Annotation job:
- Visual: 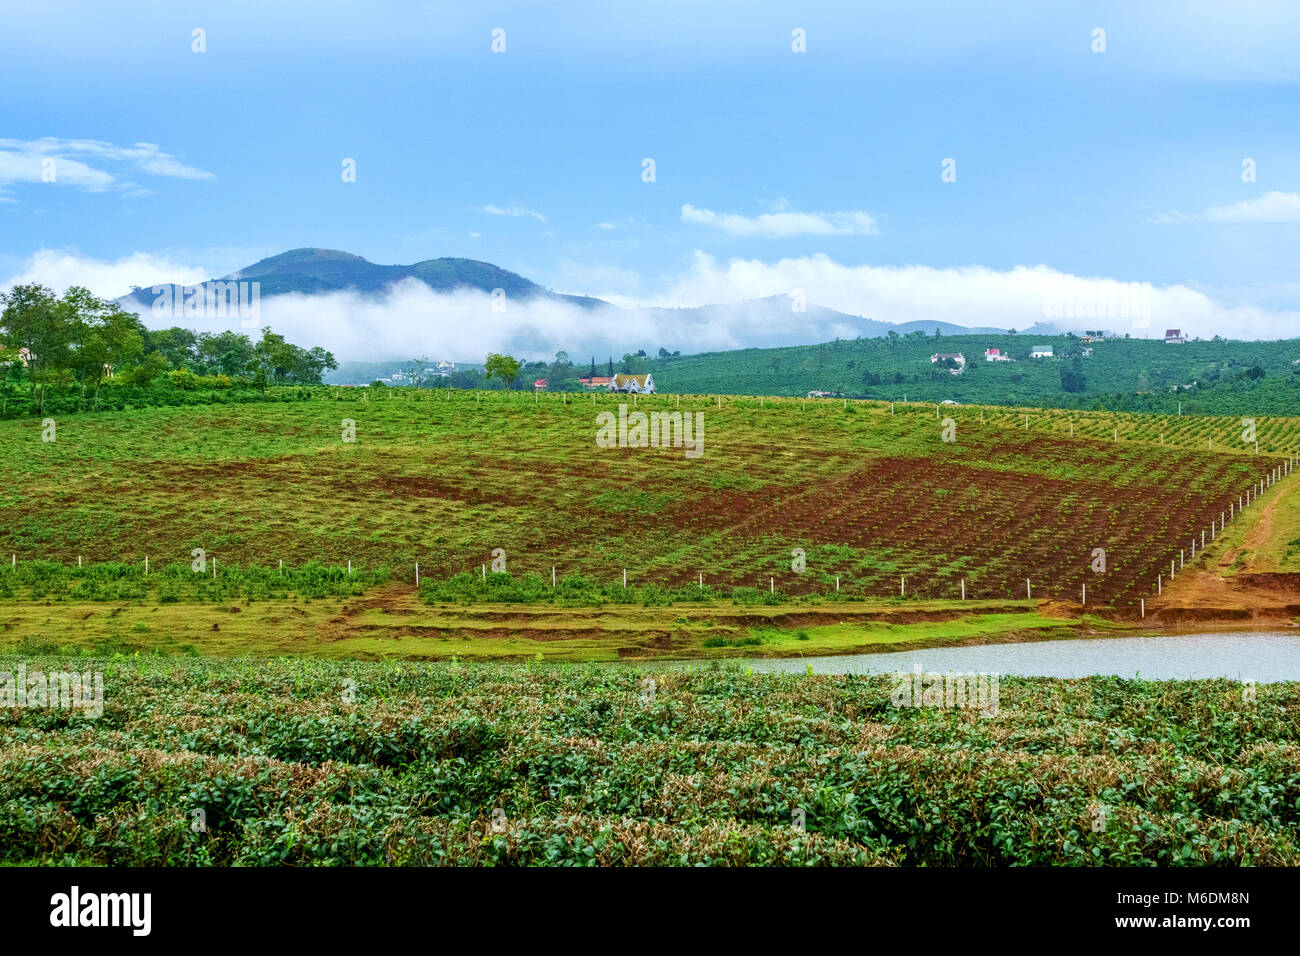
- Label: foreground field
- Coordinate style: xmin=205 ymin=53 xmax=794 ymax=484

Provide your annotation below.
xmin=1 ymin=656 xmax=1295 ymax=866
xmin=1 ymin=390 xmax=1295 ymax=615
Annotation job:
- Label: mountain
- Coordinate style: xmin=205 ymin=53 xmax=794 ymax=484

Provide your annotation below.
xmin=631 ymin=295 xmax=1009 ymax=338
xmin=117 ymin=247 xmax=610 ymax=311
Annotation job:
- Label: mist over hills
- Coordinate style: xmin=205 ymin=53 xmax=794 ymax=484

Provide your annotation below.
xmin=114 ymin=247 xmax=1060 ymax=364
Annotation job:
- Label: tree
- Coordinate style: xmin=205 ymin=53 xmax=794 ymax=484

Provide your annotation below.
xmin=62 ymin=288 xmax=143 ymax=409
xmin=1060 ymin=357 xmax=1087 ymax=393
xmin=147 ymin=326 xmax=200 ymax=369
xmin=0 ymin=283 xmax=73 ymax=414
xmin=296 ymin=346 xmax=338 ymax=384
xmin=546 ymin=350 xmax=574 ymax=388
xmin=196 ymin=330 xmax=255 ymax=378
xmin=484 ymin=352 xmax=522 ymax=390
xmin=404 ymin=356 xmax=429 ymax=388
xmin=658 ymin=347 xmax=670 ymax=359
xmin=0 ymin=337 xmax=18 ymax=416
xmin=589 ymin=356 xmax=597 ymax=377
xmin=247 ymin=327 xmax=291 ymax=396
xmin=607 ymin=357 xmax=614 ymax=377
xmin=117 ymin=351 xmax=167 ymax=386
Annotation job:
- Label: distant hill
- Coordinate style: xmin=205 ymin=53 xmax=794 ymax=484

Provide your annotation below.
xmin=632 ymin=295 xmax=1012 ymax=338
xmin=117 ymin=247 xmax=610 ymax=312
xmin=631 ymin=331 xmax=1300 ymax=415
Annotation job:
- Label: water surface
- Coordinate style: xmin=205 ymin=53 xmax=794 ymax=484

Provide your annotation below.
xmin=728 ymin=631 xmax=1300 ymax=682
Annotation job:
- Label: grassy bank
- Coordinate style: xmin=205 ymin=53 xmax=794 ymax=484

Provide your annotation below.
xmin=0 ymin=592 xmax=1077 ymax=661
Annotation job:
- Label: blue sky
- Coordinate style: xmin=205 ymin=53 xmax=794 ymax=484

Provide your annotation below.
xmin=2 ymin=0 xmax=1298 ymax=355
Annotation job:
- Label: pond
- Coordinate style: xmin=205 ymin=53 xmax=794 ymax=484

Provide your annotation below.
xmin=729 ymin=631 xmax=1300 ymax=682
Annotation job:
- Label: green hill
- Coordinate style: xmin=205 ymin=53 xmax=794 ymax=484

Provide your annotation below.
xmin=640 ymin=332 xmax=1300 ymax=415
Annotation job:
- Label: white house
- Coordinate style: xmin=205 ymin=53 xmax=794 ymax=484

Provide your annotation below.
xmin=930 ymin=352 xmax=966 ymax=375
xmin=608 ymin=372 xmax=656 ymax=394
xmin=1165 ymin=329 xmax=1187 ymax=344
xmin=984 ymin=347 xmax=1012 ymax=362
xmin=1030 ymin=345 xmax=1054 ymax=358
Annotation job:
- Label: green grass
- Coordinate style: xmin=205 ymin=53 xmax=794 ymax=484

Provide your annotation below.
xmin=0 ymin=594 xmax=1066 ymax=662
xmin=745 ymin=612 xmax=1078 ymax=654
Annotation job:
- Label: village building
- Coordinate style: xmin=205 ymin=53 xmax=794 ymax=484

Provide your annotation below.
xmin=1030 ymin=345 xmax=1054 ymax=358
xmin=930 ymin=352 xmax=966 ymax=375
xmin=1165 ymin=329 xmax=1187 ymax=344
xmin=984 ymin=347 xmax=1012 ymax=362
xmin=579 ymin=376 xmax=613 ymax=390
xmin=608 ymin=372 xmax=656 ymax=394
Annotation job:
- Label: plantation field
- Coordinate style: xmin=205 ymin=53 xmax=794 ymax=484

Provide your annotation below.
xmin=2 ymin=655 xmax=1295 ymax=866
xmin=0 ymin=390 xmax=1295 ymax=620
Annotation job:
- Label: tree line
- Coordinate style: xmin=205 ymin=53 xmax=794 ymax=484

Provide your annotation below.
xmin=0 ymin=284 xmax=337 ymax=415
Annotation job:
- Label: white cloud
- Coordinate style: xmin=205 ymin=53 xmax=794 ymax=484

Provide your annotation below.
xmin=681 ymin=203 xmax=878 ymax=238
xmin=1153 ymin=191 xmax=1300 ymax=225
xmin=1203 ymin=191 xmax=1300 ymax=223
xmin=0 ymin=138 xmax=213 ymax=200
xmin=13 ymin=249 xmax=1300 ymax=357
xmin=596 ymin=251 xmax=1300 ymax=343
xmin=1 ymin=250 xmax=211 ymax=299
xmin=484 ymin=204 xmax=546 ymax=222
